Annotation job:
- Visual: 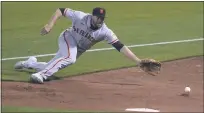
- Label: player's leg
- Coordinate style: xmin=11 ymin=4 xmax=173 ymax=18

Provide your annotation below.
xmin=14 ymin=56 xmax=38 ymax=70
xmin=30 ymin=50 xmax=63 ymax=72
xmin=14 ymin=50 xmax=61 ymax=72
xmin=31 ymin=30 xmax=77 ymax=83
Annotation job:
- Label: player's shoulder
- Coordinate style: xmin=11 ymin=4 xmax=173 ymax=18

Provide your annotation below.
xmin=101 ymin=24 xmax=115 ymax=35
xmin=96 ymin=24 xmax=116 ymax=40
xmin=77 ymin=12 xmax=89 ymax=19
xmin=100 ymin=24 xmax=112 ymax=32
xmin=69 ymin=8 xmax=89 ymax=19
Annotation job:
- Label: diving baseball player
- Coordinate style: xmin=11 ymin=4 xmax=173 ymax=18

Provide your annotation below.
xmin=14 ymin=7 xmax=161 ymax=84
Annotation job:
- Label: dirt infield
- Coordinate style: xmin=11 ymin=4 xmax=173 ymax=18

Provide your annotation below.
xmin=2 ymin=56 xmax=203 ymax=112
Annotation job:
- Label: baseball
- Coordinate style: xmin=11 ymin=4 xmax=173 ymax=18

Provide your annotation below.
xmin=184 ymin=87 xmax=191 ymax=93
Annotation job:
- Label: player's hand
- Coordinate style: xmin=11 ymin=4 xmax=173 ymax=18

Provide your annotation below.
xmin=41 ymin=24 xmax=52 ymax=36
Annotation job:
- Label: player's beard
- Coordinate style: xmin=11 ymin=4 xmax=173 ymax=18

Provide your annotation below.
xmin=91 ymin=16 xmax=104 ymax=29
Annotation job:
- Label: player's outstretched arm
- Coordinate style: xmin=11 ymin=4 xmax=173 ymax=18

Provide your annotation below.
xmin=105 ymin=30 xmax=141 ymax=66
xmin=41 ymin=8 xmax=63 ymax=36
xmin=120 ymin=46 xmax=141 ymax=65
xmin=112 ymin=42 xmax=162 ymax=75
xmin=111 ymin=41 xmax=141 ymax=65
xmin=107 ymin=33 xmax=161 ymax=73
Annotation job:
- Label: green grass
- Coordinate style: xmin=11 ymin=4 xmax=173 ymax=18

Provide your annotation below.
xmin=1 ymin=106 xmax=93 ymax=112
xmin=2 ymin=106 xmax=69 ymax=112
xmin=1 ymin=1 xmax=203 ymax=111
xmin=2 ymin=2 xmax=203 ymax=58
xmin=2 ymin=1 xmax=203 ymax=81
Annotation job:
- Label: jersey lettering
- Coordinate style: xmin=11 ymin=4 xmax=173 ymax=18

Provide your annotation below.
xmin=73 ymin=25 xmax=95 ymax=42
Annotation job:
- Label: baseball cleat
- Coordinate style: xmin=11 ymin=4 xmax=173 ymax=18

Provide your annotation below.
xmin=14 ymin=61 xmax=26 ymax=69
xmin=31 ymin=73 xmax=46 ymax=84
xmin=14 ymin=56 xmax=37 ymax=69
xmin=27 ymin=56 xmax=37 ymax=63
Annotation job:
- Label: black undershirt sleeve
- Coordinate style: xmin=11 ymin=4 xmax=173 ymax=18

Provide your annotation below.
xmin=112 ymin=41 xmax=124 ymax=52
xmin=59 ymin=8 xmax=65 ymax=15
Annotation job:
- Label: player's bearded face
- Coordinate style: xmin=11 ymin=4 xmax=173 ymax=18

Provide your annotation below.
xmin=91 ymin=16 xmax=104 ymax=28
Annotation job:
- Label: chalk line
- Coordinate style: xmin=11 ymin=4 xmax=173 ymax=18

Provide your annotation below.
xmin=2 ymin=38 xmax=203 ymax=61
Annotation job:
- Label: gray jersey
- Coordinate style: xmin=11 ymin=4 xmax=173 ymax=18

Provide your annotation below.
xmin=64 ymin=8 xmax=119 ymax=54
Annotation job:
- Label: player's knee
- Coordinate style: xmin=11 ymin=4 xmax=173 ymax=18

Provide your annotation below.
xmin=64 ymin=58 xmax=76 ymax=64
xmin=70 ymin=58 xmax=76 ymax=64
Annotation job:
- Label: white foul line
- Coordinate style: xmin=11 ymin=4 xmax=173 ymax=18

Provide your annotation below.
xmin=1 ymin=38 xmax=203 ymax=61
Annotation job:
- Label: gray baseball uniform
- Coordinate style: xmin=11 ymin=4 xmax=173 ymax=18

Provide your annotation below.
xmin=29 ymin=8 xmax=119 ymax=77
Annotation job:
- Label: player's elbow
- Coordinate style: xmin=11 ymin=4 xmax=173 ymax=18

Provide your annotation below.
xmin=52 ymin=8 xmax=62 ymax=17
